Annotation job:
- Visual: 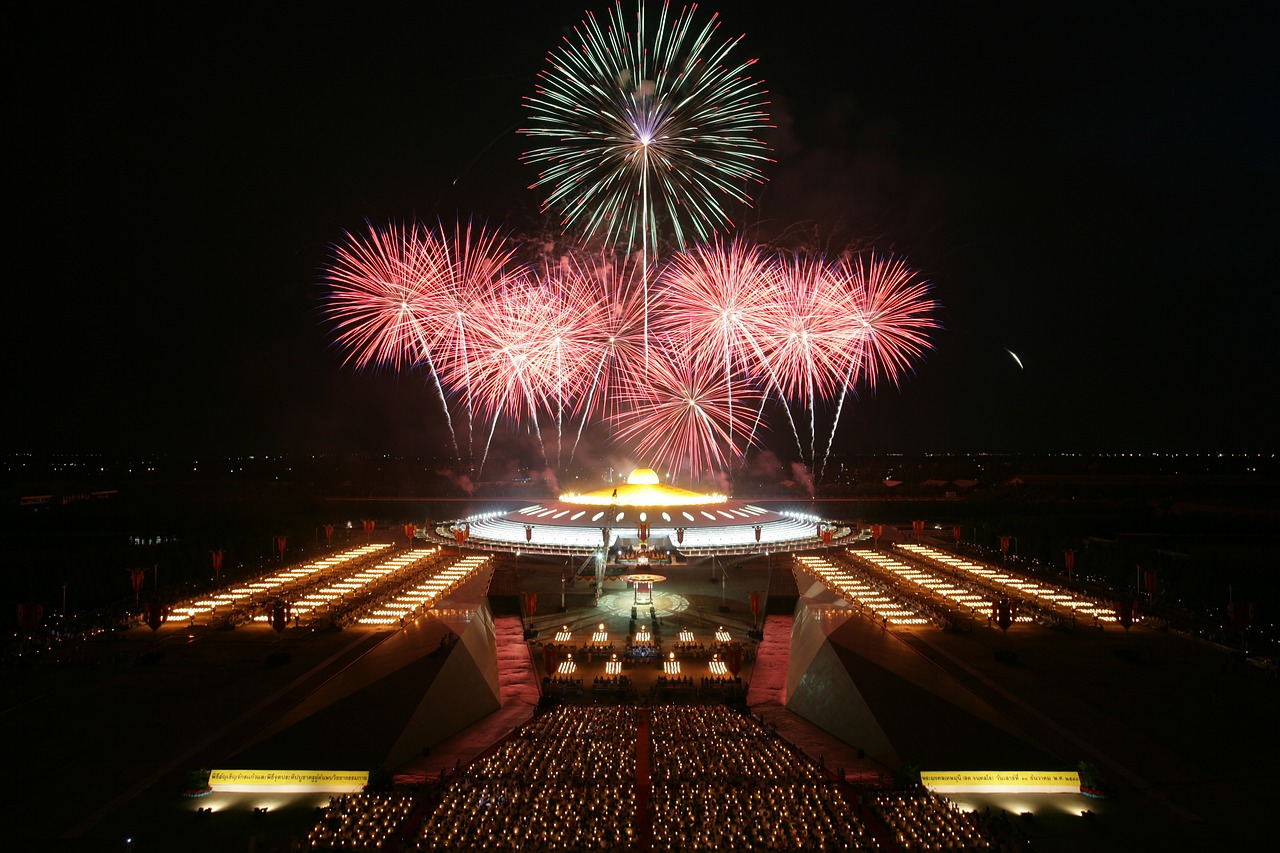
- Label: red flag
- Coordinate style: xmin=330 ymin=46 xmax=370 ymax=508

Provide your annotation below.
xmin=147 ymin=600 xmax=166 ymax=632
xmin=525 ymin=525 xmax=533 ymax=543
xmin=404 ymin=523 xmax=417 ymax=542
xmin=211 ymin=550 xmax=223 ymax=576
xmin=749 ymin=591 xmax=760 ymax=617
xmin=271 ymin=601 xmax=289 ymax=633
xmin=1143 ymin=569 xmax=1157 ymax=594
xmin=727 ymin=646 xmax=742 ymax=676
xmin=454 ymin=528 xmax=465 ymax=545
xmin=912 ymin=519 xmax=924 ymax=533
xmin=821 ymin=528 xmax=833 ymax=545
xmin=871 ymin=524 xmax=884 ymax=542
xmin=1000 ymin=535 xmax=1011 ymax=554
xmin=130 ymin=568 xmax=146 ymax=595
xmin=275 ymin=535 xmax=287 ymax=556
xmin=994 ymin=599 xmax=1013 ymax=631
xmin=1229 ymin=602 xmax=1255 ymax=629
xmin=1117 ymin=599 xmax=1134 ymax=630
xmin=952 ymin=524 xmax=962 ymax=543
xmin=675 ymin=527 xmax=685 ymax=545
xmin=754 ymin=525 xmax=762 ymax=543
xmin=324 ymin=524 xmax=334 ymax=544
xmin=602 ymin=527 xmax=611 ymax=544
xmin=1064 ymin=550 xmax=1076 ymax=573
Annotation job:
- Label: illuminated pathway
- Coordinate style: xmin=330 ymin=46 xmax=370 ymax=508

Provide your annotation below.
xmin=168 ymin=544 xmax=392 ymax=623
xmin=898 ymin=544 xmax=1118 ymax=623
xmin=836 ymin=549 xmax=996 ymax=622
xmin=793 ymin=555 xmax=930 ymax=626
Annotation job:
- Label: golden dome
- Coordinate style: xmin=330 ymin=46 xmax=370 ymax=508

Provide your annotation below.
xmin=559 ymin=468 xmax=726 ymax=507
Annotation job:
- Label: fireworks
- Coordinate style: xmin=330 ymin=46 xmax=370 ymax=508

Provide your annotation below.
xmin=322 ymin=3 xmax=939 ymax=484
xmin=324 ymin=223 xmax=936 ymax=482
xmin=521 ymin=1 xmax=772 ymax=254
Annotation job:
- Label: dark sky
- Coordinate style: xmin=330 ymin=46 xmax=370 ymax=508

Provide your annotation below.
xmin=8 ymin=2 xmax=1276 ymax=460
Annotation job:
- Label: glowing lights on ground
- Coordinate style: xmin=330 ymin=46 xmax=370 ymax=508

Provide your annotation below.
xmin=356 ymin=555 xmax=490 ymax=626
xmin=842 ymin=550 xmax=994 ymax=616
xmin=795 ymin=555 xmax=931 ymax=626
xmin=899 ymin=544 xmax=1118 ymax=623
xmin=169 ymin=545 xmax=391 ymax=623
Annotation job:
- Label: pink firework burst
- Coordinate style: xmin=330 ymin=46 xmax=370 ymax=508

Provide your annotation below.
xmin=610 ymin=333 xmax=764 ymax=483
xmin=756 ymin=251 xmax=851 ymax=403
xmin=835 ymin=253 xmax=939 ymax=391
xmin=323 ymin=220 xmax=447 ymax=370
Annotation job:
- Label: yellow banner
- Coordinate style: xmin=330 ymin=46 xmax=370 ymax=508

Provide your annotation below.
xmin=210 ymin=769 xmax=369 ymax=791
xmin=921 ymin=770 xmax=1080 ymax=793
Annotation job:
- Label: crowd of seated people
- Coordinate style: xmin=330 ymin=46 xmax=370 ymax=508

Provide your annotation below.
xmin=591 ymin=674 xmax=634 ymax=695
xmin=305 ymin=703 xmax=1000 ymax=852
xmin=647 ymin=705 xmax=878 ymax=851
xmin=303 ymin=791 xmax=417 ymax=850
xmin=415 ymin=706 xmax=636 ymax=850
xmin=868 ymin=790 xmax=997 ymax=851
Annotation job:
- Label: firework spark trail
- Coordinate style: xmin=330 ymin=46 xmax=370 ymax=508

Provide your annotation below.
xmin=323 ymin=221 xmax=462 ymax=462
xmin=421 ymin=221 xmax=520 ymax=456
xmin=521 ymin=1 xmax=772 ymax=362
xmin=654 ymin=238 xmax=804 ymax=465
xmin=818 ymin=253 xmax=940 ymax=476
xmin=610 ymin=333 xmax=764 ymax=483
xmin=757 ymin=252 xmax=852 ymax=463
xmin=323 ymin=223 xmax=938 ymax=483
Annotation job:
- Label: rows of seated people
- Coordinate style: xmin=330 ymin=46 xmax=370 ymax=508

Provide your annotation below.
xmin=648 ymin=705 xmax=879 ymax=850
xmin=415 ymin=706 xmax=636 ymax=850
xmin=304 ymin=791 xmax=417 ymax=850
xmin=868 ymin=790 xmax=994 ymax=851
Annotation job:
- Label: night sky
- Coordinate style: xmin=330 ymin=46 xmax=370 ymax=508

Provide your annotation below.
xmin=9 ymin=2 xmax=1276 ymax=460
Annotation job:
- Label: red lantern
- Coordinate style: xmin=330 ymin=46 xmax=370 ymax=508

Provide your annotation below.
xmin=952 ymin=524 xmax=962 ymax=543
xmin=525 ymin=525 xmax=533 ymax=543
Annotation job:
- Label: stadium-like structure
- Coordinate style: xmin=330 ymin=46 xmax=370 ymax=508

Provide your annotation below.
xmin=427 ymin=467 xmax=856 ymax=559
